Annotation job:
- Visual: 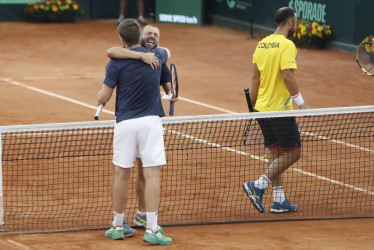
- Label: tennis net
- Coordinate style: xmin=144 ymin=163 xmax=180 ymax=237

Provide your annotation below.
xmin=0 ymin=106 xmax=373 ymax=234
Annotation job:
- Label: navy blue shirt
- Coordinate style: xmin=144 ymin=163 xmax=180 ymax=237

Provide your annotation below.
xmin=103 ymin=47 xmax=168 ymax=123
xmin=160 ymin=63 xmax=170 ymax=85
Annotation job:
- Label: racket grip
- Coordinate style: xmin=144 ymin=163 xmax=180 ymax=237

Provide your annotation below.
xmin=94 ymin=104 xmax=104 ymax=120
xmin=244 ymin=88 xmax=254 ymax=112
xmin=169 ymin=102 xmax=175 ymax=116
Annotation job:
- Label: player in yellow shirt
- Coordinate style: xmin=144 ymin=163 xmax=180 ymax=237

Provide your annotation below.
xmin=243 ymin=7 xmax=309 ymax=214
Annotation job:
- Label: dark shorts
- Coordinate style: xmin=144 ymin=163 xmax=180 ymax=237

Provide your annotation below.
xmin=257 ymin=116 xmax=301 ymax=150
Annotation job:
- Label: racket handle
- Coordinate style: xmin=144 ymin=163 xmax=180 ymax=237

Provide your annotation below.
xmin=169 ymin=102 xmax=175 ymax=116
xmin=94 ymin=104 xmax=104 ymax=120
xmin=244 ymin=88 xmax=254 ymax=112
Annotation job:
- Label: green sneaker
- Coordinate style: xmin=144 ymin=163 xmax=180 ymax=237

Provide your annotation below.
xmin=110 ymin=219 xmax=136 ymax=237
xmin=143 ymin=230 xmax=172 ymax=245
xmin=105 ymin=226 xmax=124 ymax=240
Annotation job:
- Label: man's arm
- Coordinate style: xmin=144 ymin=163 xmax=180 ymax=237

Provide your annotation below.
xmin=161 ymin=82 xmax=171 ymax=95
xmin=282 ymin=69 xmax=309 ymax=109
xmin=250 ymin=63 xmax=261 ymax=109
xmin=160 ymin=64 xmax=178 ymax=103
xmin=97 ymin=84 xmax=114 ymax=106
xmin=107 ymin=47 xmax=159 ymax=69
xmin=159 ymin=47 xmax=171 ymax=59
xmin=161 ymin=82 xmax=178 ymax=103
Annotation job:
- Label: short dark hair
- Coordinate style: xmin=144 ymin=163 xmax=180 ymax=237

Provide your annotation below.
xmin=274 ymin=7 xmax=296 ymax=26
xmin=117 ymin=19 xmax=141 ymax=47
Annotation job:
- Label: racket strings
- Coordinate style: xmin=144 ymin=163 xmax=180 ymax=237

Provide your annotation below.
xmin=357 ymin=42 xmax=374 ymax=75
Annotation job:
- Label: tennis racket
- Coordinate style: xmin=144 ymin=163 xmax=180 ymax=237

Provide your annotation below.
xmin=94 ymin=104 xmax=104 ymax=120
xmin=169 ymin=62 xmax=179 ymax=116
xmin=243 ymin=88 xmax=270 ymax=159
xmin=355 ymin=41 xmax=374 ymax=77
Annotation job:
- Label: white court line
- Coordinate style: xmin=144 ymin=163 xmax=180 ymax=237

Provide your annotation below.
xmin=8 ymin=240 xmax=31 ymax=250
xmin=178 ymin=96 xmax=236 ymax=114
xmin=2 ymin=79 xmax=114 ymax=116
xmin=302 ymin=131 xmax=374 ymax=153
xmin=17 ymin=75 xmax=101 ymax=81
xmin=2 ymin=77 xmax=373 ymax=196
xmin=2 ymin=78 xmax=231 ymax=115
xmin=167 ymin=129 xmax=248 ymax=156
xmin=293 ymin=168 xmax=374 ymax=196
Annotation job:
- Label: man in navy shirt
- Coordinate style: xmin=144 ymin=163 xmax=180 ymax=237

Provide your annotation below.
xmin=97 ymin=19 xmax=172 ymax=245
xmin=106 ymin=24 xmax=176 ymax=230
xmin=106 ymin=24 xmax=174 ymax=102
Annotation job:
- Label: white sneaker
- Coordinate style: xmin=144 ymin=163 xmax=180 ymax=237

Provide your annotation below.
xmin=138 ymin=16 xmax=147 ymax=25
xmin=117 ymin=16 xmax=125 ymax=25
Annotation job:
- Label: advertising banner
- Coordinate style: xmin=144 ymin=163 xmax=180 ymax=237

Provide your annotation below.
xmin=156 ymin=0 xmax=203 ymax=25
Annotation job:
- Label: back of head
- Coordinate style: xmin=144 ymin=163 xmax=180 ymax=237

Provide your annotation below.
xmin=118 ymin=19 xmax=141 ymax=47
xmin=274 ymin=7 xmax=296 ymax=26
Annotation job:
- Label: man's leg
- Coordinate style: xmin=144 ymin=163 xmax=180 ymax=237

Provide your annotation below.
xmin=136 ymin=158 xmax=146 ymax=211
xmin=137 ymin=0 xmax=144 ymax=17
xmin=242 ymin=148 xmax=277 ymax=213
xmin=265 ymin=148 xmax=301 ymax=181
xmin=137 ymin=0 xmax=146 ymax=24
xmin=134 ymin=158 xmax=147 ymax=227
xmin=143 ymin=166 xmax=160 ymax=229
xmin=112 ymin=166 xmax=130 ymax=214
xmin=105 ymin=165 xmax=131 ymax=240
xmin=142 ymin=166 xmax=171 ymax=245
xmin=243 ymin=147 xmax=300 ymax=213
xmin=117 ymin=0 xmax=127 ymax=24
xmin=266 ymin=148 xmax=300 ymax=213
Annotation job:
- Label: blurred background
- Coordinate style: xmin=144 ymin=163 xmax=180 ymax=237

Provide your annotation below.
xmin=1 ymin=0 xmax=373 ymax=52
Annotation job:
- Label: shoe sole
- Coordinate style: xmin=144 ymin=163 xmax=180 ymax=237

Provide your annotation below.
xmin=143 ymin=239 xmax=171 ymax=245
xmin=105 ymin=235 xmax=124 ymax=240
xmin=242 ymin=183 xmax=264 ymax=213
xmin=124 ymin=231 xmax=136 ymax=238
xmin=270 ymin=208 xmax=298 ymax=214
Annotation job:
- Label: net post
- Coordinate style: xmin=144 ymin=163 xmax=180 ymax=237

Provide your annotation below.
xmin=247 ymin=19 xmax=255 ymax=39
xmin=0 ymin=129 xmax=4 ymax=231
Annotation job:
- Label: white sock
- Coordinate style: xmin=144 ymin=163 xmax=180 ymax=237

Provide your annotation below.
xmin=146 ymin=211 xmax=158 ymax=233
xmin=273 ymin=186 xmax=286 ymax=203
xmin=145 ymin=226 xmax=161 ymax=234
xmin=254 ymin=175 xmax=270 ymax=189
xmin=139 ymin=15 xmax=144 ymax=19
xmin=137 ymin=210 xmax=146 ymax=216
xmin=119 ymin=15 xmax=124 ymax=18
xmin=113 ymin=211 xmax=124 ymax=228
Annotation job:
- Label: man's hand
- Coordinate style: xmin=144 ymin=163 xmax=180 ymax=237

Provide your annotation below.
xmin=141 ymin=53 xmax=159 ymax=69
xmin=162 ymin=91 xmax=178 ymax=103
xmin=170 ymin=94 xmax=178 ymax=103
xmin=299 ymin=104 xmax=310 ymax=109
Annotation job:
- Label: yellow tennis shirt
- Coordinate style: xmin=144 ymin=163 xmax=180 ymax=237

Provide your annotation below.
xmin=253 ymin=34 xmax=297 ymax=111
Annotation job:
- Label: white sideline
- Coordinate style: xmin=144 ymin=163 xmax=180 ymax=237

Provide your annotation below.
xmin=8 ymin=240 xmax=31 ymax=250
xmin=1 ymin=78 xmax=114 ymax=116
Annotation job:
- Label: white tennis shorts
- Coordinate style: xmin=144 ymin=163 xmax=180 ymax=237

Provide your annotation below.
xmin=113 ymin=115 xmax=166 ymax=168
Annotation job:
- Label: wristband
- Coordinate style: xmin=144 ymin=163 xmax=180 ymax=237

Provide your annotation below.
xmin=292 ymin=92 xmax=305 ymax=106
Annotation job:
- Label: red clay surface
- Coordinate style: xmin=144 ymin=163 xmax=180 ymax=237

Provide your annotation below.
xmin=0 ymin=20 xmax=373 ymax=249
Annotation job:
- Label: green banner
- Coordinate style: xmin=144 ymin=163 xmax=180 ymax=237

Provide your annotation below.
xmin=0 ymin=0 xmax=34 ymax=3
xmin=156 ymin=0 xmax=203 ymax=25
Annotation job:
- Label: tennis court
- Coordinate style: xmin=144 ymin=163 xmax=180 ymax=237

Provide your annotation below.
xmin=0 ymin=20 xmax=374 ymax=249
